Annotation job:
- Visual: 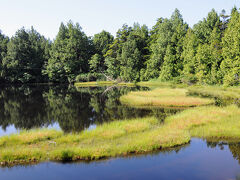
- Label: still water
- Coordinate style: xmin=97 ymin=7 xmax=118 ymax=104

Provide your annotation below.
xmin=0 ymin=85 xmax=178 ymax=135
xmin=0 ymin=139 xmax=240 ymax=180
xmin=0 ymin=85 xmax=240 ymax=180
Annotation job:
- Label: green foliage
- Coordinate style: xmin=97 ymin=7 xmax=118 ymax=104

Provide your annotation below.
xmin=144 ymin=18 xmax=172 ymax=80
xmin=193 ymin=9 xmax=220 ymax=44
xmin=221 ymin=10 xmax=240 ymax=86
xmin=119 ymin=39 xmax=141 ymax=81
xmin=2 ymin=27 xmax=49 ymax=83
xmin=93 ymin=30 xmax=114 ymax=56
xmin=145 ymin=9 xmax=188 ymax=81
xmin=105 ymin=23 xmax=149 ymax=81
xmin=45 ymin=21 xmax=93 ymax=83
xmin=180 ymin=29 xmax=198 ymax=84
xmin=195 ymin=28 xmax=222 ymax=84
xmin=0 ymin=8 xmax=239 ymax=86
xmin=88 ymin=31 xmax=114 ymax=76
xmin=89 ymin=54 xmax=105 ymax=73
xmin=119 ymin=24 xmax=149 ymax=81
xmin=0 ymin=31 xmax=9 ymax=82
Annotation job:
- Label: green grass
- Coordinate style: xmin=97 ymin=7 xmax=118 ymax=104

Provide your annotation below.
xmin=120 ymin=88 xmax=214 ymax=107
xmin=136 ymin=80 xmax=187 ymax=88
xmin=1 ymin=105 xmax=239 ymax=166
xmin=74 ymin=81 xmax=135 ymax=87
xmin=187 ymin=85 xmax=240 ymax=100
xmin=0 ymin=116 xmax=189 ymax=166
xmin=74 ymin=81 xmax=116 ymax=87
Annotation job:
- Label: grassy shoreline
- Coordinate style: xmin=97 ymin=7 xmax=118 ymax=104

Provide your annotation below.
xmin=74 ymin=81 xmax=135 ymax=87
xmin=0 ymin=105 xmax=240 ymax=166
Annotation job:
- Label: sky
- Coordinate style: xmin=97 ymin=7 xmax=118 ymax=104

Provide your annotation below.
xmin=0 ymin=0 xmax=239 ymax=40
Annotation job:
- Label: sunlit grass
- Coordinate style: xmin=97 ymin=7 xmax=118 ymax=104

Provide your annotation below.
xmin=1 ymin=105 xmax=239 ymax=166
xmin=136 ymin=80 xmax=187 ymax=88
xmin=120 ymin=88 xmax=214 ymax=107
xmin=74 ymin=81 xmax=115 ymax=87
xmin=74 ymin=81 xmax=135 ymax=87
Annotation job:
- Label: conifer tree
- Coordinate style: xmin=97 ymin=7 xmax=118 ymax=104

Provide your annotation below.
xmin=221 ymin=10 xmax=240 ymax=85
xmin=45 ymin=21 xmax=93 ymax=83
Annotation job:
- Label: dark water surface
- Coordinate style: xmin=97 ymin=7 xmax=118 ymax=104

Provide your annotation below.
xmin=1 ymin=139 xmax=240 ymax=180
xmin=1 ymin=85 xmax=176 ymax=135
xmin=1 ymin=85 xmax=240 ymax=179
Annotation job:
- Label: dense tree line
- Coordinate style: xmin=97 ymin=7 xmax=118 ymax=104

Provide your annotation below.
xmin=0 ymin=7 xmax=239 ymax=85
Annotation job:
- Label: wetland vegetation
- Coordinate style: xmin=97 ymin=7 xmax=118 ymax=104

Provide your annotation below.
xmin=0 ymin=84 xmax=239 ymax=166
xmin=0 ymin=5 xmax=240 ymax=171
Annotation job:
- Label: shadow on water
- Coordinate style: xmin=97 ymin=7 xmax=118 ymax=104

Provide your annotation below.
xmin=0 ymin=85 xmax=180 ymax=135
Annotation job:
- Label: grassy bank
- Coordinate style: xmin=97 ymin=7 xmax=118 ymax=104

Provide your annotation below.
xmin=0 ymin=117 xmax=189 ymax=166
xmin=1 ymin=105 xmax=239 ymax=166
xmin=135 ymin=79 xmax=185 ymax=88
xmin=120 ymin=88 xmax=214 ymax=108
xmin=187 ymin=85 xmax=240 ymax=105
xmin=74 ymin=81 xmax=135 ymax=87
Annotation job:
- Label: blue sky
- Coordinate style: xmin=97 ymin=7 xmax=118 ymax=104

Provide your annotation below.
xmin=0 ymin=0 xmax=238 ymax=39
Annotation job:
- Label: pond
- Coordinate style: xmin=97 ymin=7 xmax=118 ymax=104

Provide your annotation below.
xmin=0 ymin=85 xmax=240 ymax=179
xmin=0 ymin=85 xmax=178 ymax=136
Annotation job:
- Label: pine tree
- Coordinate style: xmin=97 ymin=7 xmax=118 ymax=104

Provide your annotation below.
xmin=158 ymin=9 xmax=188 ymax=81
xmin=221 ymin=10 xmax=240 ymax=85
xmin=45 ymin=21 xmax=93 ymax=83
xmin=181 ymin=29 xmax=198 ymax=83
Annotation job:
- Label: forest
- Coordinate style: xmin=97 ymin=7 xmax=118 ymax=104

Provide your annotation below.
xmin=0 ymin=7 xmax=239 ymax=86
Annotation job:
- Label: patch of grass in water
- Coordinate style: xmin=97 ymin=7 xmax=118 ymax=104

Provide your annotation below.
xmin=120 ymin=88 xmax=214 ymax=107
xmin=136 ymin=80 xmax=186 ymax=88
xmin=1 ymin=105 xmax=239 ymax=166
xmin=0 ymin=117 xmax=190 ymax=165
xmin=74 ymin=81 xmax=135 ymax=87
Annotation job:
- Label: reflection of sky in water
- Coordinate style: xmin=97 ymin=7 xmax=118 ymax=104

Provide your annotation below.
xmin=87 ymin=124 xmax=97 ymax=131
xmin=0 ymin=125 xmax=20 ymax=136
xmin=47 ymin=122 xmax=60 ymax=130
xmin=0 ymin=122 xmax=96 ymax=137
xmin=0 ymin=123 xmax=61 ymax=137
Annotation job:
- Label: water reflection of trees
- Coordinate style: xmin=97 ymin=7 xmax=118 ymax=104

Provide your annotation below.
xmin=0 ymin=85 xmax=179 ymax=133
xmin=207 ymin=141 xmax=240 ymax=166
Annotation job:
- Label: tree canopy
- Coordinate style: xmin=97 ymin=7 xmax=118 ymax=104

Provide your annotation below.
xmin=0 ymin=7 xmax=239 ymax=86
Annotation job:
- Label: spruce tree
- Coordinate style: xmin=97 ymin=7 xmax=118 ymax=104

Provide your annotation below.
xmin=221 ymin=10 xmax=240 ymax=85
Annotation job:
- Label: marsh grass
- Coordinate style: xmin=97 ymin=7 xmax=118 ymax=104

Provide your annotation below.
xmin=1 ymin=105 xmax=239 ymax=166
xmin=188 ymin=86 xmax=240 ymax=99
xmin=136 ymin=80 xmax=187 ymax=88
xmin=74 ymin=81 xmax=135 ymax=87
xmin=120 ymin=88 xmax=214 ymax=107
xmin=0 ymin=116 xmax=190 ymax=165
